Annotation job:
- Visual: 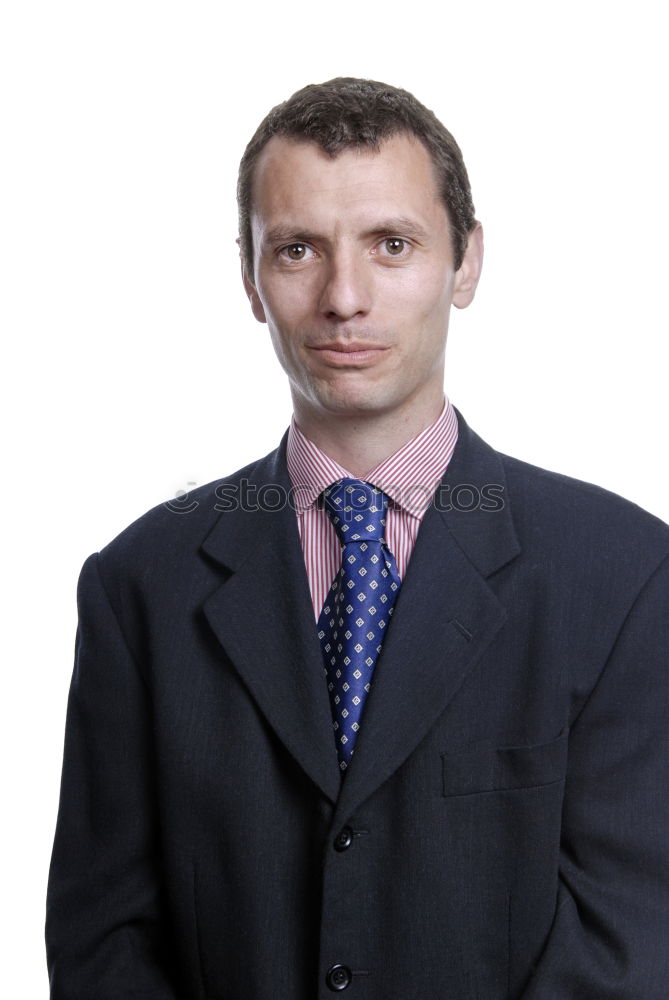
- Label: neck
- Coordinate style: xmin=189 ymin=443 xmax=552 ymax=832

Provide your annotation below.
xmin=292 ymin=390 xmax=446 ymax=478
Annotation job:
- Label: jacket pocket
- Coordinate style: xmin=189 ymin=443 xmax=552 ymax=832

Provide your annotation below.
xmin=441 ymin=729 xmax=568 ymax=797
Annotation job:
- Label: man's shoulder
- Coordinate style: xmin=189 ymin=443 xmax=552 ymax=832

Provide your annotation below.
xmin=499 ymin=446 xmax=668 ymax=530
xmin=497 ymin=447 xmax=669 ymax=575
xmin=95 ymin=445 xmax=283 ymax=581
xmin=455 ymin=412 xmax=669 ymax=559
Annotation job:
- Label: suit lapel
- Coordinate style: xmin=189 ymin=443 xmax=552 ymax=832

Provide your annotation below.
xmin=199 ymin=411 xmax=521 ymax=817
xmin=333 ymin=410 xmax=521 ymax=824
xmin=200 ymin=437 xmax=342 ymax=804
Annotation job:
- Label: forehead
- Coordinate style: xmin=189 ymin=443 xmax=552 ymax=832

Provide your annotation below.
xmin=250 ymin=133 xmax=446 ymax=234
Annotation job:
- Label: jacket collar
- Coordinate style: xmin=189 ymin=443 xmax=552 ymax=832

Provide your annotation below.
xmin=200 ymin=409 xmax=521 ymax=811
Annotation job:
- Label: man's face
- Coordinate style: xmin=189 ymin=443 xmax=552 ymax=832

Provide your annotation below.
xmin=243 ymin=132 xmax=482 ymax=424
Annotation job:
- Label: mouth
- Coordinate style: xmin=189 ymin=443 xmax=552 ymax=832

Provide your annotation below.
xmin=308 ymin=343 xmax=390 ymax=366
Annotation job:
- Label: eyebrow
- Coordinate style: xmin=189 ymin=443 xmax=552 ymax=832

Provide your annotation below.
xmin=262 ymin=227 xmax=321 ymax=248
xmin=261 ymin=217 xmax=430 ymax=249
xmin=365 ymin=217 xmax=430 ymax=242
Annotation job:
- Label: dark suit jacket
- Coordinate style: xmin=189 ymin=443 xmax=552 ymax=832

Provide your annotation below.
xmin=46 ymin=409 xmax=669 ymax=999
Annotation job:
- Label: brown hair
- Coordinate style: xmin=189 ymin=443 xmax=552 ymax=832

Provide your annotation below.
xmin=237 ymin=77 xmax=477 ymax=278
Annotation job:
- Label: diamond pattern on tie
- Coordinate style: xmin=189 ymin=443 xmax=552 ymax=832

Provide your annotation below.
xmin=317 ymin=479 xmax=402 ymax=772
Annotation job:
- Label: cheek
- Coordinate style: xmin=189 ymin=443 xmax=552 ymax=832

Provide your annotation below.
xmin=414 ymin=273 xmax=454 ymax=336
xmin=258 ymin=270 xmax=318 ymax=323
xmin=378 ymin=264 xmax=450 ymax=316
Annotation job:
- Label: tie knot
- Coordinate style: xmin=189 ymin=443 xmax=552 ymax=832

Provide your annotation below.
xmin=322 ymin=478 xmax=390 ymax=544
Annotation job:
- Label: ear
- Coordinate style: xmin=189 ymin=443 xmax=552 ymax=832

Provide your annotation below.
xmin=240 ymin=246 xmax=267 ymax=324
xmin=452 ymin=223 xmax=484 ymax=310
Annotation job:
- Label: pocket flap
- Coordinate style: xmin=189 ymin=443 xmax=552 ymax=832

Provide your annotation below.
xmin=442 ymin=730 xmax=568 ymax=797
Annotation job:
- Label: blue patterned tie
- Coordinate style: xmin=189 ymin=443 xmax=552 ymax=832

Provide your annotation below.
xmin=317 ymin=478 xmax=402 ymax=772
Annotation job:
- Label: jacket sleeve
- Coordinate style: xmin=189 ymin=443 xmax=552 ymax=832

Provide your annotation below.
xmin=46 ymin=552 xmax=181 ymax=999
xmin=520 ymin=552 xmax=669 ymax=998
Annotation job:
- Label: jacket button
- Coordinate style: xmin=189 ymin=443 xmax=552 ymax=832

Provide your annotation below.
xmin=326 ymin=964 xmax=352 ymax=991
xmin=333 ymin=826 xmax=354 ymax=852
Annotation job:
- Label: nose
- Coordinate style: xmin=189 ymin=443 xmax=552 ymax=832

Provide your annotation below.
xmin=318 ymin=249 xmax=372 ymax=321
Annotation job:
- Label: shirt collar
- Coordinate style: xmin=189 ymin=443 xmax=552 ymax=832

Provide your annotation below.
xmin=286 ymin=396 xmax=459 ymax=520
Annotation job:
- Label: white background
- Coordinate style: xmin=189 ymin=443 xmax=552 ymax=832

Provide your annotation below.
xmin=2 ymin=1 xmax=667 ymax=992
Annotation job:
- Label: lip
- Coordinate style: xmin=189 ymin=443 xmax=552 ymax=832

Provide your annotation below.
xmin=308 ymin=343 xmax=390 ymax=366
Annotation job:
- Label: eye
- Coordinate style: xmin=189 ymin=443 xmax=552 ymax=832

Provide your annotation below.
xmin=383 ymin=237 xmax=408 ymax=256
xmin=280 ymin=243 xmax=312 ymax=261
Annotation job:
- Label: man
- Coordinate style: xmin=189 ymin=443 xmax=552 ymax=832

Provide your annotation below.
xmin=46 ymin=78 xmax=669 ymax=999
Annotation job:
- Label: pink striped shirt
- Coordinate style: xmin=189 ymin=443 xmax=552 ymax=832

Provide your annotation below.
xmin=286 ymin=397 xmax=459 ymax=618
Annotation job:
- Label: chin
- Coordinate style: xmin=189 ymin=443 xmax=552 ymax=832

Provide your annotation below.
xmin=315 ymin=387 xmax=398 ymax=418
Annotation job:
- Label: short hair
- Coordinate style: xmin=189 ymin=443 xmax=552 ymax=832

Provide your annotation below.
xmin=237 ymin=77 xmax=477 ymax=279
